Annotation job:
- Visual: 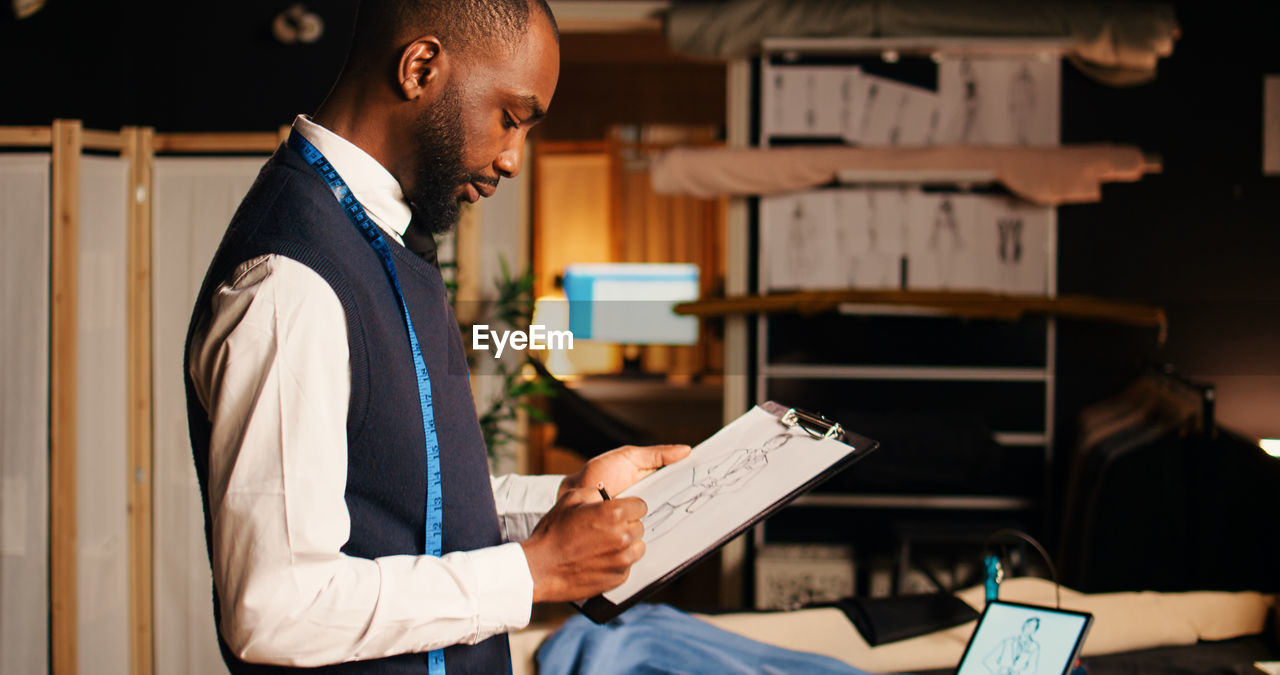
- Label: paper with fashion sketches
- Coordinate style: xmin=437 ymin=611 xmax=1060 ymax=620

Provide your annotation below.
xmin=849 ymin=72 xmax=940 ymax=147
xmin=600 ymin=405 xmax=867 ymax=605
xmin=937 ymin=57 xmax=1060 ymax=147
xmin=763 ymin=66 xmax=852 ymax=139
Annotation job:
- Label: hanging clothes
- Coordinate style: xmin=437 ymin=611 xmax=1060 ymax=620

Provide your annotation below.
xmin=1058 ymin=370 xmax=1280 ymax=593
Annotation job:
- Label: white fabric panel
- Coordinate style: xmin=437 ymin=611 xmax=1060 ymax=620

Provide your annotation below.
xmin=0 ymin=154 xmax=52 ymax=674
xmin=152 ymin=157 xmax=265 ymax=675
xmin=76 ymin=156 xmax=131 ymax=674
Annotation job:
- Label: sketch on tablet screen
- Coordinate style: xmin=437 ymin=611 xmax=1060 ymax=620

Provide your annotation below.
xmin=982 ymin=617 xmax=1041 ymax=674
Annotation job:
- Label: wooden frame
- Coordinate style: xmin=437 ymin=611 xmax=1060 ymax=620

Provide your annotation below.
xmin=0 ymin=125 xmax=54 ymax=147
xmin=2 ymin=122 xmax=296 ymax=675
xmin=151 ymin=128 xmax=287 ymax=154
xmin=45 ymin=120 xmax=150 ymax=675
xmin=144 ymin=129 xmax=282 ymax=675
xmin=153 ymin=132 xmax=275 ymax=153
xmin=125 ymin=126 xmax=156 ymax=675
xmin=49 ymin=118 xmax=82 ymax=675
xmin=3 ymin=120 xmax=180 ymax=675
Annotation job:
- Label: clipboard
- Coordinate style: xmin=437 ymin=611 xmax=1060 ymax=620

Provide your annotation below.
xmin=577 ymin=401 xmax=879 ymax=623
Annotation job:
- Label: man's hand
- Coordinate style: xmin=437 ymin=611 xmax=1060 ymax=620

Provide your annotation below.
xmin=520 ymin=488 xmax=647 ymax=603
xmin=559 ymin=444 xmax=691 ymax=500
xmin=521 ymin=445 xmax=690 ymax=603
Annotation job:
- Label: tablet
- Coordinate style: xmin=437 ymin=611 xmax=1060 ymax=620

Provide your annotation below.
xmin=956 ymin=600 xmax=1093 ymax=675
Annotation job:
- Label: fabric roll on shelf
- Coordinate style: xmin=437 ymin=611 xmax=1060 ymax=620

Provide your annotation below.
xmin=651 ymin=144 xmax=1160 ymax=206
xmin=664 ymin=0 xmax=1179 ymax=86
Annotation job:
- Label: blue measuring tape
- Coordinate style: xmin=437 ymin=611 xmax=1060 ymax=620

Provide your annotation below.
xmin=289 ymin=131 xmax=446 ymax=674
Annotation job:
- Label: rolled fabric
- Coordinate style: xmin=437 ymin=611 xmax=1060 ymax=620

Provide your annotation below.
xmin=651 ymin=144 xmax=1149 ymax=206
xmin=663 ymin=0 xmax=1178 ymax=87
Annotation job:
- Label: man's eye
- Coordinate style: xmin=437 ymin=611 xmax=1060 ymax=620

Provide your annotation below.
xmin=503 ymin=114 xmax=520 ymax=130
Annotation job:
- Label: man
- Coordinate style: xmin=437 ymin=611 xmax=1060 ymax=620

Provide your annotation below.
xmin=184 ymin=1 xmax=689 ymax=672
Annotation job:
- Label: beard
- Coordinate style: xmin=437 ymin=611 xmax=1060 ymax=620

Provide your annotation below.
xmin=407 ymin=83 xmax=493 ymax=236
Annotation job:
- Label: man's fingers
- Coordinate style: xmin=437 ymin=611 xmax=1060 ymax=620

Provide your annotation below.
xmin=609 ymin=496 xmax=648 ymax=522
xmin=525 ymin=489 xmax=653 ymax=603
xmin=626 ymin=520 xmax=644 ymax=546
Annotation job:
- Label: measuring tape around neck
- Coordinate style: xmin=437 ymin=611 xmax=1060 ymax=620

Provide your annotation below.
xmin=289 ymin=130 xmax=447 ymax=674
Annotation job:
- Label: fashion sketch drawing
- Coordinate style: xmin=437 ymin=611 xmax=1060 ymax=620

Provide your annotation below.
xmin=955 ymin=59 xmax=983 ymax=143
xmin=642 ymin=432 xmax=795 ymax=540
xmin=997 ymin=214 xmax=1024 ymax=289
xmin=1009 ymin=63 xmax=1037 ymax=145
xmin=928 ymin=196 xmax=964 ymax=285
xmin=982 ymin=617 xmax=1041 ymax=674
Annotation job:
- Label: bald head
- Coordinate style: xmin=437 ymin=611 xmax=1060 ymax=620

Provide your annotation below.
xmin=349 ymin=0 xmax=558 ymax=70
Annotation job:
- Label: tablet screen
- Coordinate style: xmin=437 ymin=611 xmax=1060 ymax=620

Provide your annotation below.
xmin=956 ymin=600 xmax=1091 ymax=675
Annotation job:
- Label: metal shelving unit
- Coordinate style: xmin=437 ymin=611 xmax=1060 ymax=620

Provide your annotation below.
xmin=748 ymin=38 xmax=1063 ymax=553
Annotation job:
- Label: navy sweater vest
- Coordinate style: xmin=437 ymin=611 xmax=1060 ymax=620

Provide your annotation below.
xmin=184 ymin=142 xmax=510 ymax=674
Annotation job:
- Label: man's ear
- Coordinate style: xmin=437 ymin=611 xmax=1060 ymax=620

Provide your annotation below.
xmin=398 ymin=36 xmax=449 ymax=102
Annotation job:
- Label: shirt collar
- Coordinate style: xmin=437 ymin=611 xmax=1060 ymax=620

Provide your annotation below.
xmin=292 ymin=115 xmax=412 ymax=245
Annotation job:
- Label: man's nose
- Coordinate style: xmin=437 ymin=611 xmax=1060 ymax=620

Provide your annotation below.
xmin=495 ymin=141 xmax=524 ymax=179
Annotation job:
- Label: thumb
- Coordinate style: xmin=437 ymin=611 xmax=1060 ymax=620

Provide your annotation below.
xmin=630 ymin=444 xmax=691 ymax=470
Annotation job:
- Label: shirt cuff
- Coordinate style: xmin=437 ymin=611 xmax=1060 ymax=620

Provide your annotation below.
xmin=470 ymin=542 xmax=535 ymax=635
xmin=491 ymin=474 xmax=564 ymax=542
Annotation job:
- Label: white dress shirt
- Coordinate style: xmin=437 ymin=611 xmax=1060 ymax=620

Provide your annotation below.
xmin=187 ymin=115 xmax=563 ymax=667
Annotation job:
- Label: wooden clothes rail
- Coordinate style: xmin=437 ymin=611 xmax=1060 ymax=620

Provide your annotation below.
xmin=676 ymin=290 xmax=1168 ymax=343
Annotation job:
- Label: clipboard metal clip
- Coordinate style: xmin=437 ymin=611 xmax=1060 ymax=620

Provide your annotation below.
xmin=781 ymin=408 xmax=844 ymax=441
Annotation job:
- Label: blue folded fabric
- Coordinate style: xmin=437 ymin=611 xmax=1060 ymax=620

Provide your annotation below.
xmin=537 ymin=603 xmax=875 ymax=675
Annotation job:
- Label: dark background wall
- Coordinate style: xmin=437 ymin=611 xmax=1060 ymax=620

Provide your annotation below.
xmin=0 ymin=1 xmax=724 ymax=137
xmin=1055 ymin=1 xmax=1280 ymax=443
xmin=0 ymin=0 xmax=353 ymax=131
xmin=2 ymin=0 xmax=1276 ymax=440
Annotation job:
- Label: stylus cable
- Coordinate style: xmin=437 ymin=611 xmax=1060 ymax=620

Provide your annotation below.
xmin=983 ymin=528 xmax=1061 ymax=609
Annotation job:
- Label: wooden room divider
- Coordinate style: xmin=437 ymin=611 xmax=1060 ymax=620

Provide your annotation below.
xmin=0 ymin=121 xmax=286 ymax=675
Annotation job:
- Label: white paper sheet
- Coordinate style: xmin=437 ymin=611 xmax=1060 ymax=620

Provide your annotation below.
xmin=602 ymin=406 xmax=858 ymax=604
xmin=78 ymin=156 xmax=131 ymax=675
xmin=761 ymin=190 xmax=844 ymax=290
xmin=848 ymin=72 xmax=941 ymax=146
xmin=152 ymin=157 xmax=266 ymax=675
xmin=969 ymin=197 xmax=1051 ymax=294
xmin=831 ymin=189 xmax=874 ymax=287
xmin=905 ymin=192 xmax=988 ymax=291
xmin=0 ymin=154 xmax=51 ymax=674
xmin=938 ymin=57 xmax=1060 ymax=146
xmin=859 ymin=187 xmax=914 ymax=289
xmin=763 ymin=66 xmax=855 ymax=139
